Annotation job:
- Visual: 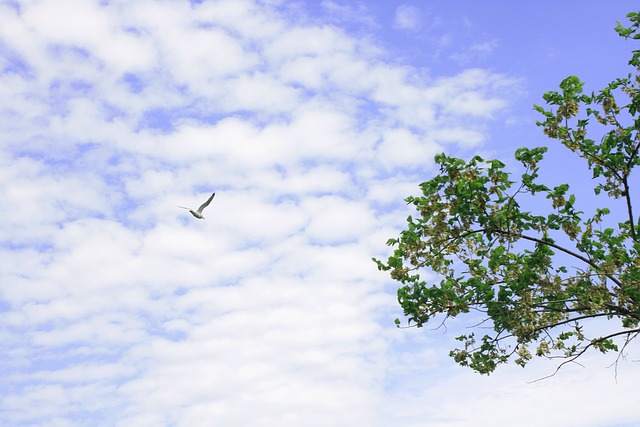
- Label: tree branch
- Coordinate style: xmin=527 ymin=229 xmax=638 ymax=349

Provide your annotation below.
xmin=492 ymin=229 xmax=624 ymax=288
xmin=623 ymin=175 xmax=637 ymax=241
xmin=529 ymin=327 xmax=640 ymax=382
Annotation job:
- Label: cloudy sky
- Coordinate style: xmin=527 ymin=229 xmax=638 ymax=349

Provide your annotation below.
xmin=1 ymin=1 xmax=640 ymax=426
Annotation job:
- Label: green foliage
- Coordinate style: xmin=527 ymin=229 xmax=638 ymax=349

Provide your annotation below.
xmin=374 ymin=13 xmax=640 ymax=375
xmin=616 ymin=12 xmax=640 ymax=66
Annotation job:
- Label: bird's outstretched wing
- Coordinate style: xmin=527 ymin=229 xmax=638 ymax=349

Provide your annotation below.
xmin=197 ymin=192 xmax=216 ymax=213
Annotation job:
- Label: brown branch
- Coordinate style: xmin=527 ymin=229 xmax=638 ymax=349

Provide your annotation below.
xmin=492 ymin=229 xmax=624 ymax=288
xmin=529 ymin=327 xmax=640 ymax=382
xmin=622 ymin=175 xmax=637 ymax=241
xmin=492 ymin=313 xmax=614 ymax=345
xmin=609 ymin=330 xmax=640 ymax=382
xmin=624 ymin=136 xmax=640 ymax=172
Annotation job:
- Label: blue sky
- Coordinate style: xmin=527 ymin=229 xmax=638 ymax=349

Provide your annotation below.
xmin=1 ymin=1 xmax=639 ymax=426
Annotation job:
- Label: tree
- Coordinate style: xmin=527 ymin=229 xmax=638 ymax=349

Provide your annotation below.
xmin=375 ymin=12 xmax=640 ymax=375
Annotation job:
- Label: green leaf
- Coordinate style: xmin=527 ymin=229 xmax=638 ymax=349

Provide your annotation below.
xmin=376 ymin=18 xmax=640 ymax=373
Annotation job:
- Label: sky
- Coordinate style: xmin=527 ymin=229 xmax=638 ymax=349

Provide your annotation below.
xmin=1 ymin=1 xmax=640 ymax=426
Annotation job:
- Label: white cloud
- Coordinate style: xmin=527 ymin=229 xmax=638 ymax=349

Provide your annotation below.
xmin=223 ymin=72 xmax=301 ymax=113
xmin=394 ymin=4 xmax=421 ymax=31
xmin=432 ymin=127 xmax=485 ymax=147
xmin=265 ymin=25 xmax=356 ymax=62
xmin=319 ymin=0 xmax=376 ymax=27
xmin=449 ymin=39 xmax=499 ymax=64
xmin=377 ymin=127 xmax=441 ymax=170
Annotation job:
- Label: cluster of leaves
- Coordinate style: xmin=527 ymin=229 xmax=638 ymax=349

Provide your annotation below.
xmin=375 ymin=12 xmax=640 ymax=375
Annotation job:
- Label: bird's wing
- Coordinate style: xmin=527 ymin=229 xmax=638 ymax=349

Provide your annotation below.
xmin=197 ymin=192 xmax=216 ymax=213
xmin=177 ymin=206 xmax=191 ymax=210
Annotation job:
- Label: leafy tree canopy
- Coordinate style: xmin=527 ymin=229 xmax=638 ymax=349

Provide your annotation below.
xmin=375 ymin=12 xmax=640 ymax=375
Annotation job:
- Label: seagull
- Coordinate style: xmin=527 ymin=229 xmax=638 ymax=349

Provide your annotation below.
xmin=178 ymin=192 xmax=215 ymax=219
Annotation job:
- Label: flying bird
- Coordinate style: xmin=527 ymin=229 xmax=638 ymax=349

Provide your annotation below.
xmin=178 ymin=192 xmax=216 ymax=219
